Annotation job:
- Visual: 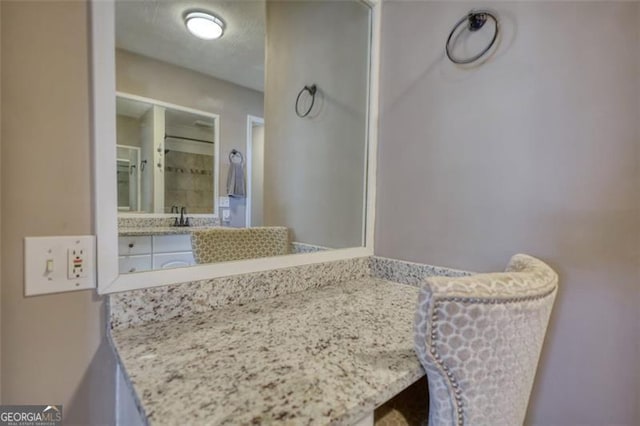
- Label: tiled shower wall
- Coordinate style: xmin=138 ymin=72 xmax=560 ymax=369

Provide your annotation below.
xmin=164 ymin=151 xmax=214 ymax=213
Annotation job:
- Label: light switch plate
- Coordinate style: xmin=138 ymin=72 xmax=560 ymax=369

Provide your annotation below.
xmin=219 ymin=196 xmax=230 ymax=208
xmin=24 ymin=236 xmax=96 ymax=296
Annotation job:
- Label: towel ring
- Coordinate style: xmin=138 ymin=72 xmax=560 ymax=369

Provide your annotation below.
xmin=446 ymin=10 xmax=499 ymax=65
xmin=229 ymin=149 xmax=244 ymax=164
xmin=295 ymin=84 xmax=317 ymax=118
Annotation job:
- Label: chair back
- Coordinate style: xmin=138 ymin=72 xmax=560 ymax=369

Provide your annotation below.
xmin=191 ymin=226 xmax=289 ymax=264
xmin=414 ymin=254 xmax=558 ymax=426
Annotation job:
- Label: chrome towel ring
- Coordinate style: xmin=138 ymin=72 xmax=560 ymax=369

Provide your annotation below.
xmin=295 ymin=84 xmax=317 ymax=118
xmin=446 ymin=10 xmax=499 ymax=65
xmin=229 ymin=149 xmax=244 ymax=164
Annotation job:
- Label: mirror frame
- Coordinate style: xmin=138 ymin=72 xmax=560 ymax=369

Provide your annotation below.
xmin=90 ymin=0 xmax=380 ymax=294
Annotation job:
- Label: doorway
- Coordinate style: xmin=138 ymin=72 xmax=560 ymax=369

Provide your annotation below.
xmin=246 ymin=115 xmax=265 ymax=227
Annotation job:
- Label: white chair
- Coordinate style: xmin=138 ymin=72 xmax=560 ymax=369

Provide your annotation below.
xmin=413 ymin=254 xmax=558 ymax=426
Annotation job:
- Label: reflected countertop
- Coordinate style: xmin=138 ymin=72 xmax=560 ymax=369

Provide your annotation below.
xmin=110 ymin=277 xmax=424 ymax=425
xmin=118 ymin=226 xmax=220 ymax=236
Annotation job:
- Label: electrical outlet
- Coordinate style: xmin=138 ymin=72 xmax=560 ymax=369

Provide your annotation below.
xmin=222 ymin=208 xmax=231 ymax=222
xmin=68 ymin=247 xmax=88 ymax=279
xmin=25 ymin=236 xmax=96 ymax=296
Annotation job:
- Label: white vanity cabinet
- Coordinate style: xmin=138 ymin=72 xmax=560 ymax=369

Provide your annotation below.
xmin=151 ymin=235 xmax=195 ymax=269
xmin=118 ymin=254 xmax=153 ymax=274
xmin=118 ymin=234 xmax=195 ymax=273
xmin=118 ymin=236 xmax=152 ymax=256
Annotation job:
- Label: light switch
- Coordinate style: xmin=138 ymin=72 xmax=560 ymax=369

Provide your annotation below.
xmin=46 ymin=259 xmax=54 ymax=274
xmin=24 ymin=236 xmax=96 ymax=296
xmin=219 ymin=196 xmax=230 ymax=208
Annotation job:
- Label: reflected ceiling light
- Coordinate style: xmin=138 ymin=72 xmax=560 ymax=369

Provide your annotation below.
xmin=184 ymin=11 xmax=225 ymax=40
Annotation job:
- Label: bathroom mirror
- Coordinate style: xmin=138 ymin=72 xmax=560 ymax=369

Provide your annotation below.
xmin=116 ymin=145 xmax=140 ymax=211
xmin=116 ymin=94 xmax=220 ymax=215
xmin=92 ymin=0 xmax=380 ymax=292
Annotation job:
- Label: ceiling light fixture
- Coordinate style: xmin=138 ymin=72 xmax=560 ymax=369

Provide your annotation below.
xmin=184 ymin=11 xmax=225 ymax=40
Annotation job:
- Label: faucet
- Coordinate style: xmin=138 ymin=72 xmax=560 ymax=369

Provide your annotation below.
xmin=178 ymin=207 xmax=190 ymax=227
xmin=171 ymin=206 xmax=190 ymax=227
xmin=171 ymin=205 xmax=180 ymax=226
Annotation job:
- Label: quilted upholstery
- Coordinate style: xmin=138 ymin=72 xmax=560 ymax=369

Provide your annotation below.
xmin=414 ymin=254 xmax=558 ymax=426
xmin=190 ymin=227 xmax=290 ymax=264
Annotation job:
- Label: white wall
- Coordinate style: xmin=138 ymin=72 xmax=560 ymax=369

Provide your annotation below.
xmin=376 ymin=2 xmax=639 ymax=424
xmin=264 ymin=0 xmax=369 ymax=248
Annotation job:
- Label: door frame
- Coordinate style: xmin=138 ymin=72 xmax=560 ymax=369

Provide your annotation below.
xmin=245 ymin=115 xmax=265 ymax=227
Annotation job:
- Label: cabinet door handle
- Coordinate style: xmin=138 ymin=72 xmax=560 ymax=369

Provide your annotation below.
xmin=128 ymin=243 xmax=135 ymax=248
xmin=129 ymin=267 xmax=136 ymax=273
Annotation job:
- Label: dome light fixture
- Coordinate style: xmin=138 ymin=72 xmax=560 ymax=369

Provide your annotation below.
xmin=184 ymin=11 xmax=225 ymax=40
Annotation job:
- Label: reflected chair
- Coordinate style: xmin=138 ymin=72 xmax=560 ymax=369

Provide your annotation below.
xmin=412 ymin=254 xmax=558 ymax=426
xmin=190 ymin=226 xmax=290 ymax=264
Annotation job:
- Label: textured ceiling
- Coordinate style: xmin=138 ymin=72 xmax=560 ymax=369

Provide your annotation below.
xmin=115 ymin=0 xmax=266 ymax=92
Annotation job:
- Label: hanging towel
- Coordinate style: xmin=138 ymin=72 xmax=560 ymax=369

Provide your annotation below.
xmin=226 ymin=158 xmax=246 ymax=198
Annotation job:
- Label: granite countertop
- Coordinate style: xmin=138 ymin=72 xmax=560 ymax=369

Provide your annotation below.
xmin=110 ymin=277 xmax=424 ymax=426
xmin=119 ymin=226 xmax=219 ymax=236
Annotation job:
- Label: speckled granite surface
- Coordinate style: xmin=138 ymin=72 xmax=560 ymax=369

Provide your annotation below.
xmin=118 ymin=226 xmax=219 ymax=236
xmin=110 ymin=257 xmax=370 ymax=329
xmin=109 ymin=256 xmax=470 ymax=425
xmin=290 ymin=241 xmax=330 ymax=254
xmin=110 ymin=277 xmax=423 ymax=426
xmin=369 ymin=256 xmax=471 ymax=286
xmin=110 ymin=257 xmax=469 ymax=329
xmin=118 ymin=216 xmax=220 ymax=228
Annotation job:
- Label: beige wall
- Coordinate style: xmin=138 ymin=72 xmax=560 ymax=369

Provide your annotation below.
xmin=1 ymin=1 xmax=115 ymax=424
xmin=250 ymin=124 xmax=265 ymax=226
xmin=264 ymin=0 xmax=369 ymax=248
xmin=116 ymin=114 xmax=140 ymax=148
xmin=116 ymin=49 xmax=264 ymax=224
xmin=376 ymin=2 xmax=639 ymax=424
xmin=0 ymin=0 xmax=3 ymax=400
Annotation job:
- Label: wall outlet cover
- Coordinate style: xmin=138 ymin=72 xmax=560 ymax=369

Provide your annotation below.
xmin=219 ymin=196 xmax=230 ymax=208
xmin=24 ymin=235 xmax=96 ymax=296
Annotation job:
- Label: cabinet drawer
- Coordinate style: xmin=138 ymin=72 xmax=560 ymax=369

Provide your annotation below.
xmin=118 ymin=236 xmax=152 ymax=255
xmin=153 ymin=252 xmax=195 ymax=270
xmin=119 ymin=255 xmax=152 ymax=274
xmin=152 ymin=234 xmax=193 ymax=253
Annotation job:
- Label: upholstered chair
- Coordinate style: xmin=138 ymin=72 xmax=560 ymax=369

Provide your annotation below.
xmin=190 ymin=226 xmax=289 ymax=264
xmin=412 ymin=254 xmax=558 ymax=426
